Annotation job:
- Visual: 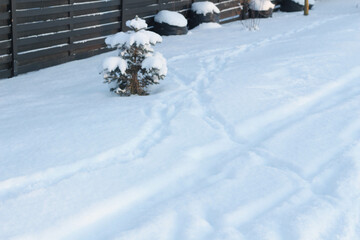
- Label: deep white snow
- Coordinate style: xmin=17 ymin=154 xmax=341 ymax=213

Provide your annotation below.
xmin=126 ymin=17 xmax=148 ymax=31
xmin=249 ymin=0 xmax=275 ymax=11
xmin=142 ymin=52 xmax=168 ymax=77
xmin=154 ymin=10 xmax=188 ymax=27
xmin=103 ymin=57 xmax=127 ymax=74
xmin=105 ymin=30 xmax=162 ymax=48
xmin=191 ymin=2 xmax=220 ymax=15
xmin=1 ymin=0 xmax=360 ymax=239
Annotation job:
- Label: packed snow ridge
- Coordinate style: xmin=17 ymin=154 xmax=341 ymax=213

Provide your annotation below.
xmin=191 ymin=1 xmax=220 ymax=15
xmin=195 ymin=22 xmax=222 ymax=30
xmin=154 ymin=10 xmax=188 ymax=27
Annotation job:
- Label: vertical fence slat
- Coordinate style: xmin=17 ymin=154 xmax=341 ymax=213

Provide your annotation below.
xmin=121 ymin=0 xmax=126 ymax=31
xmin=2 ymin=0 xmax=243 ymax=79
xmin=10 ymin=0 xmax=17 ymax=77
xmin=68 ymin=0 xmax=74 ymax=57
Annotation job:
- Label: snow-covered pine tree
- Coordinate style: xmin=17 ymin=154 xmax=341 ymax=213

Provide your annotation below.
xmin=102 ymin=16 xmax=167 ymax=96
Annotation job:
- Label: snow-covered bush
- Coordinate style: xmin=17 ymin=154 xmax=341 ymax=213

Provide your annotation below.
xmin=240 ymin=0 xmax=274 ymax=30
xmin=188 ymin=1 xmax=220 ymax=29
xmin=102 ymin=16 xmax=167 ymax=96
xmin=249 ymin=0 xmax=275 ymax=11
xmin=191 ymin=2 xmax=220 ymax=15
xmin=249 ymin=0 xmax=275 ymax=19
xmin=153 ymin=10 xmax=188 ymax=36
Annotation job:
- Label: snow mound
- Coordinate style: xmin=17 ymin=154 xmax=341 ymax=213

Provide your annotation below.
xmin=105 ymin=30 xmax=162 ymax=48
xmin=195 ymin=22 xmax=222 ymax=30
xmin=102 ymin=57 xmax=127 ymax=74
xmin=126 ymin=17 xmax=148 ymax=31
xmin=142 ymin=52 xmax=168 ymax=77
xmin=191 ymin=1 xmax=220 ymax=15
xmin=291 ymin=0 xmax=315 ymax=5
xmin=154 ymin=10 xmax=188 ymax=27
xmin=249 ymin=0 xmax=275 ymax=11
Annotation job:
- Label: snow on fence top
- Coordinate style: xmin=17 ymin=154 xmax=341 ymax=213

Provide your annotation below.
xmin=105 ymin=30 xmax=162 ymax=48
xmin=126 ymin=17 xmax=148 ymax=31
xmin=191 ymin=2 xmax=220 ymax=15
xmin=249 ymin=0 xmax=275 ymax=11
xmin=291 ymin=0 xmax=315 ymax=5
xmin=154 ymin=10 xmax=188 ymax=27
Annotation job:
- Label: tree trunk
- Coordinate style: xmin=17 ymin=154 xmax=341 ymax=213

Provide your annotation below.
xmin=129 ymin=47 xmax=145 ymax=95
xmin=130 ymin=72 xmax=139 ymax=94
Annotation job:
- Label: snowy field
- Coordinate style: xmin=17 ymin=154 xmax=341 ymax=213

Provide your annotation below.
xmin=1 ymin=0 xmax=360 ymax=239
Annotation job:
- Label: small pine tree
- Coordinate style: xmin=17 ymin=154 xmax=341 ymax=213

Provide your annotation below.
xmin=102 ymin=16 xmax=167 ymax=96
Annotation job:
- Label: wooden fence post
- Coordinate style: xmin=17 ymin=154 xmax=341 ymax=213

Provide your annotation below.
xmin=68 ymin=0 xmax=74 ymax=57
xmin=121 ymin=0 xmax=126 ymax=31
xmin=10 ymin=0 xmax=18 ymax=77
xmin=304 ymin=0 xmax=309 ymax=15
xmin=158 ymin=0 xmax=162 ymax=11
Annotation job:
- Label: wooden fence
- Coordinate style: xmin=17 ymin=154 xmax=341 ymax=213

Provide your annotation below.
xmin=0 ymin=0 xmax=244 ymax=80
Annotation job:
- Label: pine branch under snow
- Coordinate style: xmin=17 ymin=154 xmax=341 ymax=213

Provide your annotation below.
xmin=126 ymin=17 xmax=148 ymax=31
xmin=105 ymin=30 xmax=162 ymax=48
xmin=103 ymin=57 xmax=127 ymax=74
xmin=142 ymin=53 xmax=168 ymax=77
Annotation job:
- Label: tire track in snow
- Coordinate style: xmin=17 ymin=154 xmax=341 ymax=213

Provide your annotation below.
xmin=168 ymin=12 xmax=355 ymax=64
xmin=299 ymin=142 xmax=360 ymax=240
xmin=222 ymin=186 xmax=299 ymax=228
xmin=235 ymin=66 xmax=360 ymax=143
xmin=168 ymin=14 xmax=360 ymax=150
xmin=232 ymin=67 xmax=360 ymax=186
xmin=11 ymin=138 xmax=236 ymax=240
xmin=0 ymin=90 xmax=185 ymax=200
xmin=174 ymin=35 xmax=360 ymax=233
xmin=169 ymin=55 xmax=315 ymax=232
xmin=189 ymin=57 xmax=243 ymax=145
xmin=165 ymin=13 xmax=360 ymax=149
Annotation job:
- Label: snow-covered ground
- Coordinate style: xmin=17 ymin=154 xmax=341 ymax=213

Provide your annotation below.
xmin=1 ymin=0 xmax=360 ymax=239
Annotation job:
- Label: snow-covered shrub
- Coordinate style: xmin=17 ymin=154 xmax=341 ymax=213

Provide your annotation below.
xmin=239 ymin=0 xmax=274 ymax=31
xmin=239 ymin=0 xmax=258 ymax=31
xmin=191 ymin=1 xmax=220 ymax=15
xmin=153 ymin=10 xmax=188 ymax=36
xmin=249 ymin=0 xmax=275 ymax=12
xmin=102 ymin=16 xmax=167 ymax=96
xmin=188 ymin=1 xmax=220 ymax=29
xmin=249 ymin=0 xmax=275 ymax=18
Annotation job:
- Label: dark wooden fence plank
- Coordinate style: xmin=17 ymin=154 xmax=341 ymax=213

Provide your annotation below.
xmin=1 ymin=0 xmax=247 ymax=80
xmin=16 ymin=11 xmax=120 ymax=33
xmin=10 ymin=0 xmax=17 ymax=76
xmin=16 ymin=0 xmax=121 ymax=18
xmin=0 ymin=0 xmax=11 ymax=77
